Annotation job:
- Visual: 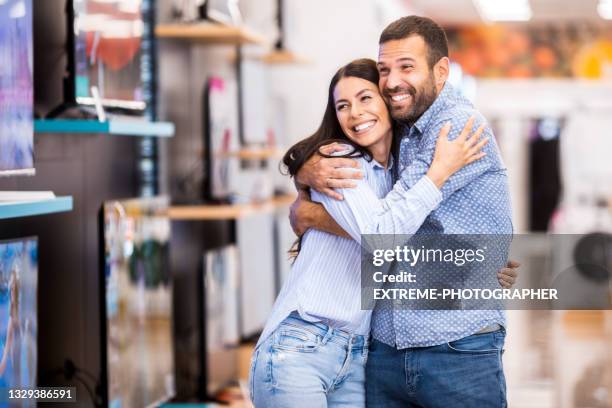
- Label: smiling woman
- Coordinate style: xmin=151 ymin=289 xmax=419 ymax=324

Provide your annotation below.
xmin=333 ymin=76 xmax=393 ymax=168
xmin=281 ymin=58 xmax=384 ymax=178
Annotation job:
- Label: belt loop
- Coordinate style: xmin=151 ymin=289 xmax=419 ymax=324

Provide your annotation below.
xmin=347 ymin=334 xmax=354 ymax=353
xmin=321 ymin=325 xmax=334 ymax=345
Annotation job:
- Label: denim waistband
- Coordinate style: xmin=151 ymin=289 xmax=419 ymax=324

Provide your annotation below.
xmin=283 ymin=311 xmax=368 ymax=348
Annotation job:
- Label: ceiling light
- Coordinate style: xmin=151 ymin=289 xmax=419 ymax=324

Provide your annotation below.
xmin=473 ymin=0 xmax=532 ymax=22
xmin=598 ymin=0 xmax=612 ymax=19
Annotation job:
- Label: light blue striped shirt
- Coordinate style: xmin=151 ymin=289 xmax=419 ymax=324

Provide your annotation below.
xmin=256 ymin=151 xmax=442 ymax=348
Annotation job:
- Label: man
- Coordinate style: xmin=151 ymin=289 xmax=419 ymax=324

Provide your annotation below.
xmin=292 ymin=16 xmax=514 ymax=407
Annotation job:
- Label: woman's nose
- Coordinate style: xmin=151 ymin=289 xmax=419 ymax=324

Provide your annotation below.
xmin=350 ymin=104 xmax=363 ymax=118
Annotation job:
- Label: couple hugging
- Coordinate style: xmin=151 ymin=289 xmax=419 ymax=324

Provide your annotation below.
xmin=249 ymin=16 xmax=518 ymax=408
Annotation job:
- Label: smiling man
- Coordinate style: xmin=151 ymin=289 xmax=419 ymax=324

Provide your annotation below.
xmin=293 ymin=16 xmax=513 ymax=407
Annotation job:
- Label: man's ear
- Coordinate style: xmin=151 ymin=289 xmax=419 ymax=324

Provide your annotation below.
xmin=434 ymin=57 xmax=450 ymax=88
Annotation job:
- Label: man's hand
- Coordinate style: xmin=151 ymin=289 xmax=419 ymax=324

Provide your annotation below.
xmin=289 ymin=188 xmax=350 ymax=238
xmin=497 ymin=260 xmax=520 ymax=289
xmin=295 ymin=143 xmax=364 ymax=200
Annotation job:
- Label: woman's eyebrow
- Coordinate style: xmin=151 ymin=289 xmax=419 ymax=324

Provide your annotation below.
xmin=336 ymin=88 xmax=373 ymax=105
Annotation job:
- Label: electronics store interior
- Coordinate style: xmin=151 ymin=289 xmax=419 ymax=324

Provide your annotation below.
xmin=0 ymin=0 xmax=611 ymax=407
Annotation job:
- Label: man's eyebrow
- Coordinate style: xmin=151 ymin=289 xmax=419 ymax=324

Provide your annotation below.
xmin=396 ymin=57 xmax=416 ymax=63
xmin=377 ymin=57 xmax=416 ymax=66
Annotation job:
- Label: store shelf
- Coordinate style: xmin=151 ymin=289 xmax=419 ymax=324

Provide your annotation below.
xmin=260 ymin=49 xmax=311 ymax=64
xmin=169 ymin=193 xmax=296 ymax=220
xmin=155 ymin=22 xmax=267 ymax=45
xmin=219 ymin=147 xmax=284 ymax=160
xmin=34 ymin=119 xmax=175 ymax=137
xmin=0 ymin=196 xmax=73 ymax=220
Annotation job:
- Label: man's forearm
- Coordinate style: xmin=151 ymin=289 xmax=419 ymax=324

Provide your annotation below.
xmin=309 ymin=203 xmax=351 ymax=239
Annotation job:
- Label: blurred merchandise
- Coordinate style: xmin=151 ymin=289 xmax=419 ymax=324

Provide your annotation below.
xmin=202 ymin=245 xmax=240 ymax=396
xmin=101 ymin=196 xmax=175 ymax=408
xmin=528 ymin=117 xmax=563 ymax=231
xmin=237 ymin=214 xmax=275 ymax=339
xmin=0 ymin=0 xmax=34 ymax=176
xmin=0 ymin=238 xmax=37 ymax=407
xmin=447 ymin=23 xmax=612 ymax=79
xmin=203 ymin=77 xmax=239 ymax=202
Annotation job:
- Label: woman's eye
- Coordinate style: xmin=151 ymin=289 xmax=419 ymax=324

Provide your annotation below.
xmin=402 ymin=65 xmax=413 ymax=70
xmin=336 ymin=104 xmax=347 ymax=111
xmin=361 ymin=95 xmax=372 ymax=102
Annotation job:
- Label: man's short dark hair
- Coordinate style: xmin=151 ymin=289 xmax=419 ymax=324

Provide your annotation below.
xmin=379 ymin=16 xmax=449 ymax=69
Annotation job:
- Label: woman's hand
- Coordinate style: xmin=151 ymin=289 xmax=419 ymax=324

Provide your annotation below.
xmin=426 ymin=116 xmax=489 ymax=189
xmin=498 ymin=260 xmax=520 ymax=288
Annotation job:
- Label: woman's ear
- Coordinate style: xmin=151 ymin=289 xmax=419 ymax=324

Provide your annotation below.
xmin=434 ymin=57 xmax=450 ymax=89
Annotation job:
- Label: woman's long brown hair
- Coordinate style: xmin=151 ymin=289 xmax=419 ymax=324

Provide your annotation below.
xmin=281 ymin=58 xmax=387 ymax=260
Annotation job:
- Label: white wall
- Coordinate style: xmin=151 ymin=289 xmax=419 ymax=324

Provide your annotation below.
xmin=269 ymin=0 xmax=413 ymax=146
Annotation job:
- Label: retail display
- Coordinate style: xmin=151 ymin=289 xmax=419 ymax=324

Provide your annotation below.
xmin=202 ymin=245 xmax=240 ymax=395
xmin=0 ymin=238 xmax=38 ymax=408
xmin=0 ymin=0 xmax=34 ymax=176
xmin=237 ymin=214 xmax=275 ymax=338
xmin=72 ymin=0 xmax=148 ymax=111
xmin=100 ymin=196 xmax=175 ymax=408
xmin=202 ymin=76 xmax=238 ymax=202
xmin=199 ymin=0 xmax=242 ymax=26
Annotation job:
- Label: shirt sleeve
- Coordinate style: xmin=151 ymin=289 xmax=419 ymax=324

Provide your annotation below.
xmin=388 ymin=113 xmax=496 ymax=203
xmin=311 ymin=173 xmax=442 ymax=243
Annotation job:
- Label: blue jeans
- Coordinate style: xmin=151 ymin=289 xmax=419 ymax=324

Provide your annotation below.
xmin=366 ymin=329 xmax=507 ymax=408
xmin=249 ymin=313 xmax=369 ymax=407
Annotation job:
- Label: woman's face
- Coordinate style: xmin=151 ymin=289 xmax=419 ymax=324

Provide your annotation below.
xmin=333 ymin=76 xmax=392 ymax=149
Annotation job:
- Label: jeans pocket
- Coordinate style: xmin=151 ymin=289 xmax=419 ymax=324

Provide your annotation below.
xmin=447 ymin=331 xmax=504 ymax=355
xmin=272 ymin=326 xmax=320 ymax=353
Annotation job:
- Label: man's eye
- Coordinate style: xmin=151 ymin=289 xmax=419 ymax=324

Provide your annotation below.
xmin=402 ymin=65 xmax=413 ymax=70
xmin=378 ymin=69 xmax=389 ymax=76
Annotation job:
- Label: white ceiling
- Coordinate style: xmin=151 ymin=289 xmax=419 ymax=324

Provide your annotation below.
xmin=406 ymin=0 xmax=603 ymax=24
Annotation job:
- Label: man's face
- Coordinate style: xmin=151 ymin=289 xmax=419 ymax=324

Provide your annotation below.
xmin=377 ymin=35 xmax=439 ymax=125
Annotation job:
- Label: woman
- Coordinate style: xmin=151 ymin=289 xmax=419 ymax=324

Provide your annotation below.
xmin=250 ymin=59 xmax=510 ymax=407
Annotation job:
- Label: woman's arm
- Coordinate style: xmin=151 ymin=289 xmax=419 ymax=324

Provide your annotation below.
xmin=308 ymin=119 xmax=488 ymax=240
xmin=312 ymin=173 xmax=440 ymax=242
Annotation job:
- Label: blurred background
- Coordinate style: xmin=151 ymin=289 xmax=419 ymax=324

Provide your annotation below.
xmin=0 ymin=0 xmax=611 ymax=407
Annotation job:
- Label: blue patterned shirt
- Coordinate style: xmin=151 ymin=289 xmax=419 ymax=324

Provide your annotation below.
xmin=371 ymin=82 xmax=513 ymax=348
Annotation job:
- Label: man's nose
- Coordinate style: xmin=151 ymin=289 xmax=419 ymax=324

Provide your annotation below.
xmin=385 ymin=69 xmax=403 ymax=92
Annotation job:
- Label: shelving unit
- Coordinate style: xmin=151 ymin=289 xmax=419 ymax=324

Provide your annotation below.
xmin=0 ymin=196 xmax=73 ymax=220
xmin=155 ymin=22 xmax=267 ymax=45
xmin=219 ymin=147 xmax=284 ymax=160
xmin=168 ymin=193 xmax=295 ymax=220
xmin=34 ymin=119 xmax=175 ymax=137
xmin=260 ymin=49 xmax=311 ymax=65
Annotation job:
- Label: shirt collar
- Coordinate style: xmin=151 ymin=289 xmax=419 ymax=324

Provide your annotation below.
xmin=371 ymin=154 xmax=394 ymax=171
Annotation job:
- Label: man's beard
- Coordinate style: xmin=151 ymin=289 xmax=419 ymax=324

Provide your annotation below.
xmin=385 ymin=75 xmax=437 ymax=126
